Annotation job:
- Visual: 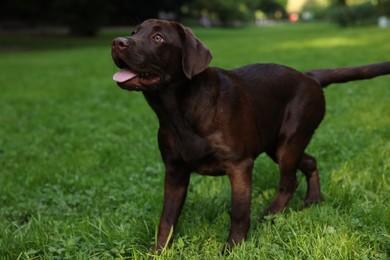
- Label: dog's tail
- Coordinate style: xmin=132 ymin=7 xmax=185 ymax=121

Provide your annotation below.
xmin=305 ymin=62 xmax=390 ymax=88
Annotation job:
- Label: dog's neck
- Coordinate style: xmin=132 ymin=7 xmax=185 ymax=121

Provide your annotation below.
xmin=143 ymin=72 xmax=219 ymax=163
xmin=143 ymin=78 xmax=189 ymax=124
xmin=143 ymin=69 xmax=219 ymax=135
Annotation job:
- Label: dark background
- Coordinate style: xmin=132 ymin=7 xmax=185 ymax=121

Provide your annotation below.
xmin=1 ymin=0 xmax=389 ymax=36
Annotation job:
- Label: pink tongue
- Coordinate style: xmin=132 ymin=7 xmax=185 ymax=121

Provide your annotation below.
xmin=113 ymin=68 xmax=137 ymax=83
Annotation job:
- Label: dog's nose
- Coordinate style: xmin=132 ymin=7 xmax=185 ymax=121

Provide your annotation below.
xmin=112 ymin=37 xmax=130 ymax=50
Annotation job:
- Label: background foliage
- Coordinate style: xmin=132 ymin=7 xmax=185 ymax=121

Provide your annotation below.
xmin=1 ymin=0 xmax=390 ymax=36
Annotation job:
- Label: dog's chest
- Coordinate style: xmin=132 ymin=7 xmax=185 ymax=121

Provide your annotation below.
xmin=172 ymin=130 xmax=229 ymax=175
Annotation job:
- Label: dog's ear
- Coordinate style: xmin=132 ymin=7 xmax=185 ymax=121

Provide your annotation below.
xmin=175 ymin=23 xmax=212 ymax=79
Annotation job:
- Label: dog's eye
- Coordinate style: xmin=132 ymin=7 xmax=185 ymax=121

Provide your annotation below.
xmin=131 ymin=31 xmax=136 ymax=36
xmin=153 ymin=34 xmax=164 ymax=42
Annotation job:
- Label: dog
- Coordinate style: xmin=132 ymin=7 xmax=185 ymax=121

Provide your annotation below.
xmin=111 ymin=19 xmax=390 ymax=252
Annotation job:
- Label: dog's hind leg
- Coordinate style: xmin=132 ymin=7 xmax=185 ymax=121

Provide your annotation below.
xmin=263 ymin=106 xmax=320 ymax=216
xmin=263 ymin=138 xmax=303 ymax=216
xmin=299 ymin=153 xmax=321 ymax=206
xmin=261 ymin=82 xmax=325 ymax=217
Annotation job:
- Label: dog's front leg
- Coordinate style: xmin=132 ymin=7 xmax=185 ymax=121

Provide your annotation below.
xmin=224 ymin=159 xmax=253 ymax=252
xmin=153 ymin=163 xmax=190 ymax=252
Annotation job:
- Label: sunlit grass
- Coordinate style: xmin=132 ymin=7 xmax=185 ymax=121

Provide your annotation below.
xmin=0 ymin=23 xmax=389 ymax=259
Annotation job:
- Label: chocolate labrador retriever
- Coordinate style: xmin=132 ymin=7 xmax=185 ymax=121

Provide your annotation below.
xmin=111 ymin=19 xmax=390 ymax=252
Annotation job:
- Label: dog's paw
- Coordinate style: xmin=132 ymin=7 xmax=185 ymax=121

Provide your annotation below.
xmin=149 ymin=244 xmax=165 ymax=256
xmin=258 ymin=214 xmax=275 ymax=224
xmin=303 ymin=196 xmax=322 ymax=208
xmin=220 ymin=242 xmax=234 ymax=255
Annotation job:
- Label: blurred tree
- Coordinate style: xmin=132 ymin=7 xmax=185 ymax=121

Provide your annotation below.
xmin=328 ymin=0 xmax=355 ymax=26
xmin=377 ymin=0 xmax=390 ymax=15
xmin=107 ymin=0 xmax=188 ymax=25
xmin=328 ymin=0 xmax=381 ymax=26
xmin=302 ymin=0 xmax=330 ymax=20
xmin=0 ymin=0 xmax=52 ymax=28
xmin=191 ymin=0 xmax=256 ymax=25
xmin=0 ymin=0 xmax=291 ymax=34
xmin=52 ymin=0 xmax=110 ymax=36
xmin=257 ymin=0 xmax=288 ymax=18
xmin=187 ymin=0 xmax=287 ymax=25
xmin=0 ymin=0 xmax=110 ymax=36
xmin=0 ymin=0 xmax=173 ymax=35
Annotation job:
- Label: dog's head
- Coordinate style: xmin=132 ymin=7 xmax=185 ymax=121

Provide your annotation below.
xmin=112 ymin=19 xmax=212 ymax=91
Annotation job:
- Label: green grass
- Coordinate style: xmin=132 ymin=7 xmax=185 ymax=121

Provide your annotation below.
xmin=1 ymin=23 xmax=389 ymax=259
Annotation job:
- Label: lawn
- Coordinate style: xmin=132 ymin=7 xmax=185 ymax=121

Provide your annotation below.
xmin=0 ymin=23 xmax=389 ymax=259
